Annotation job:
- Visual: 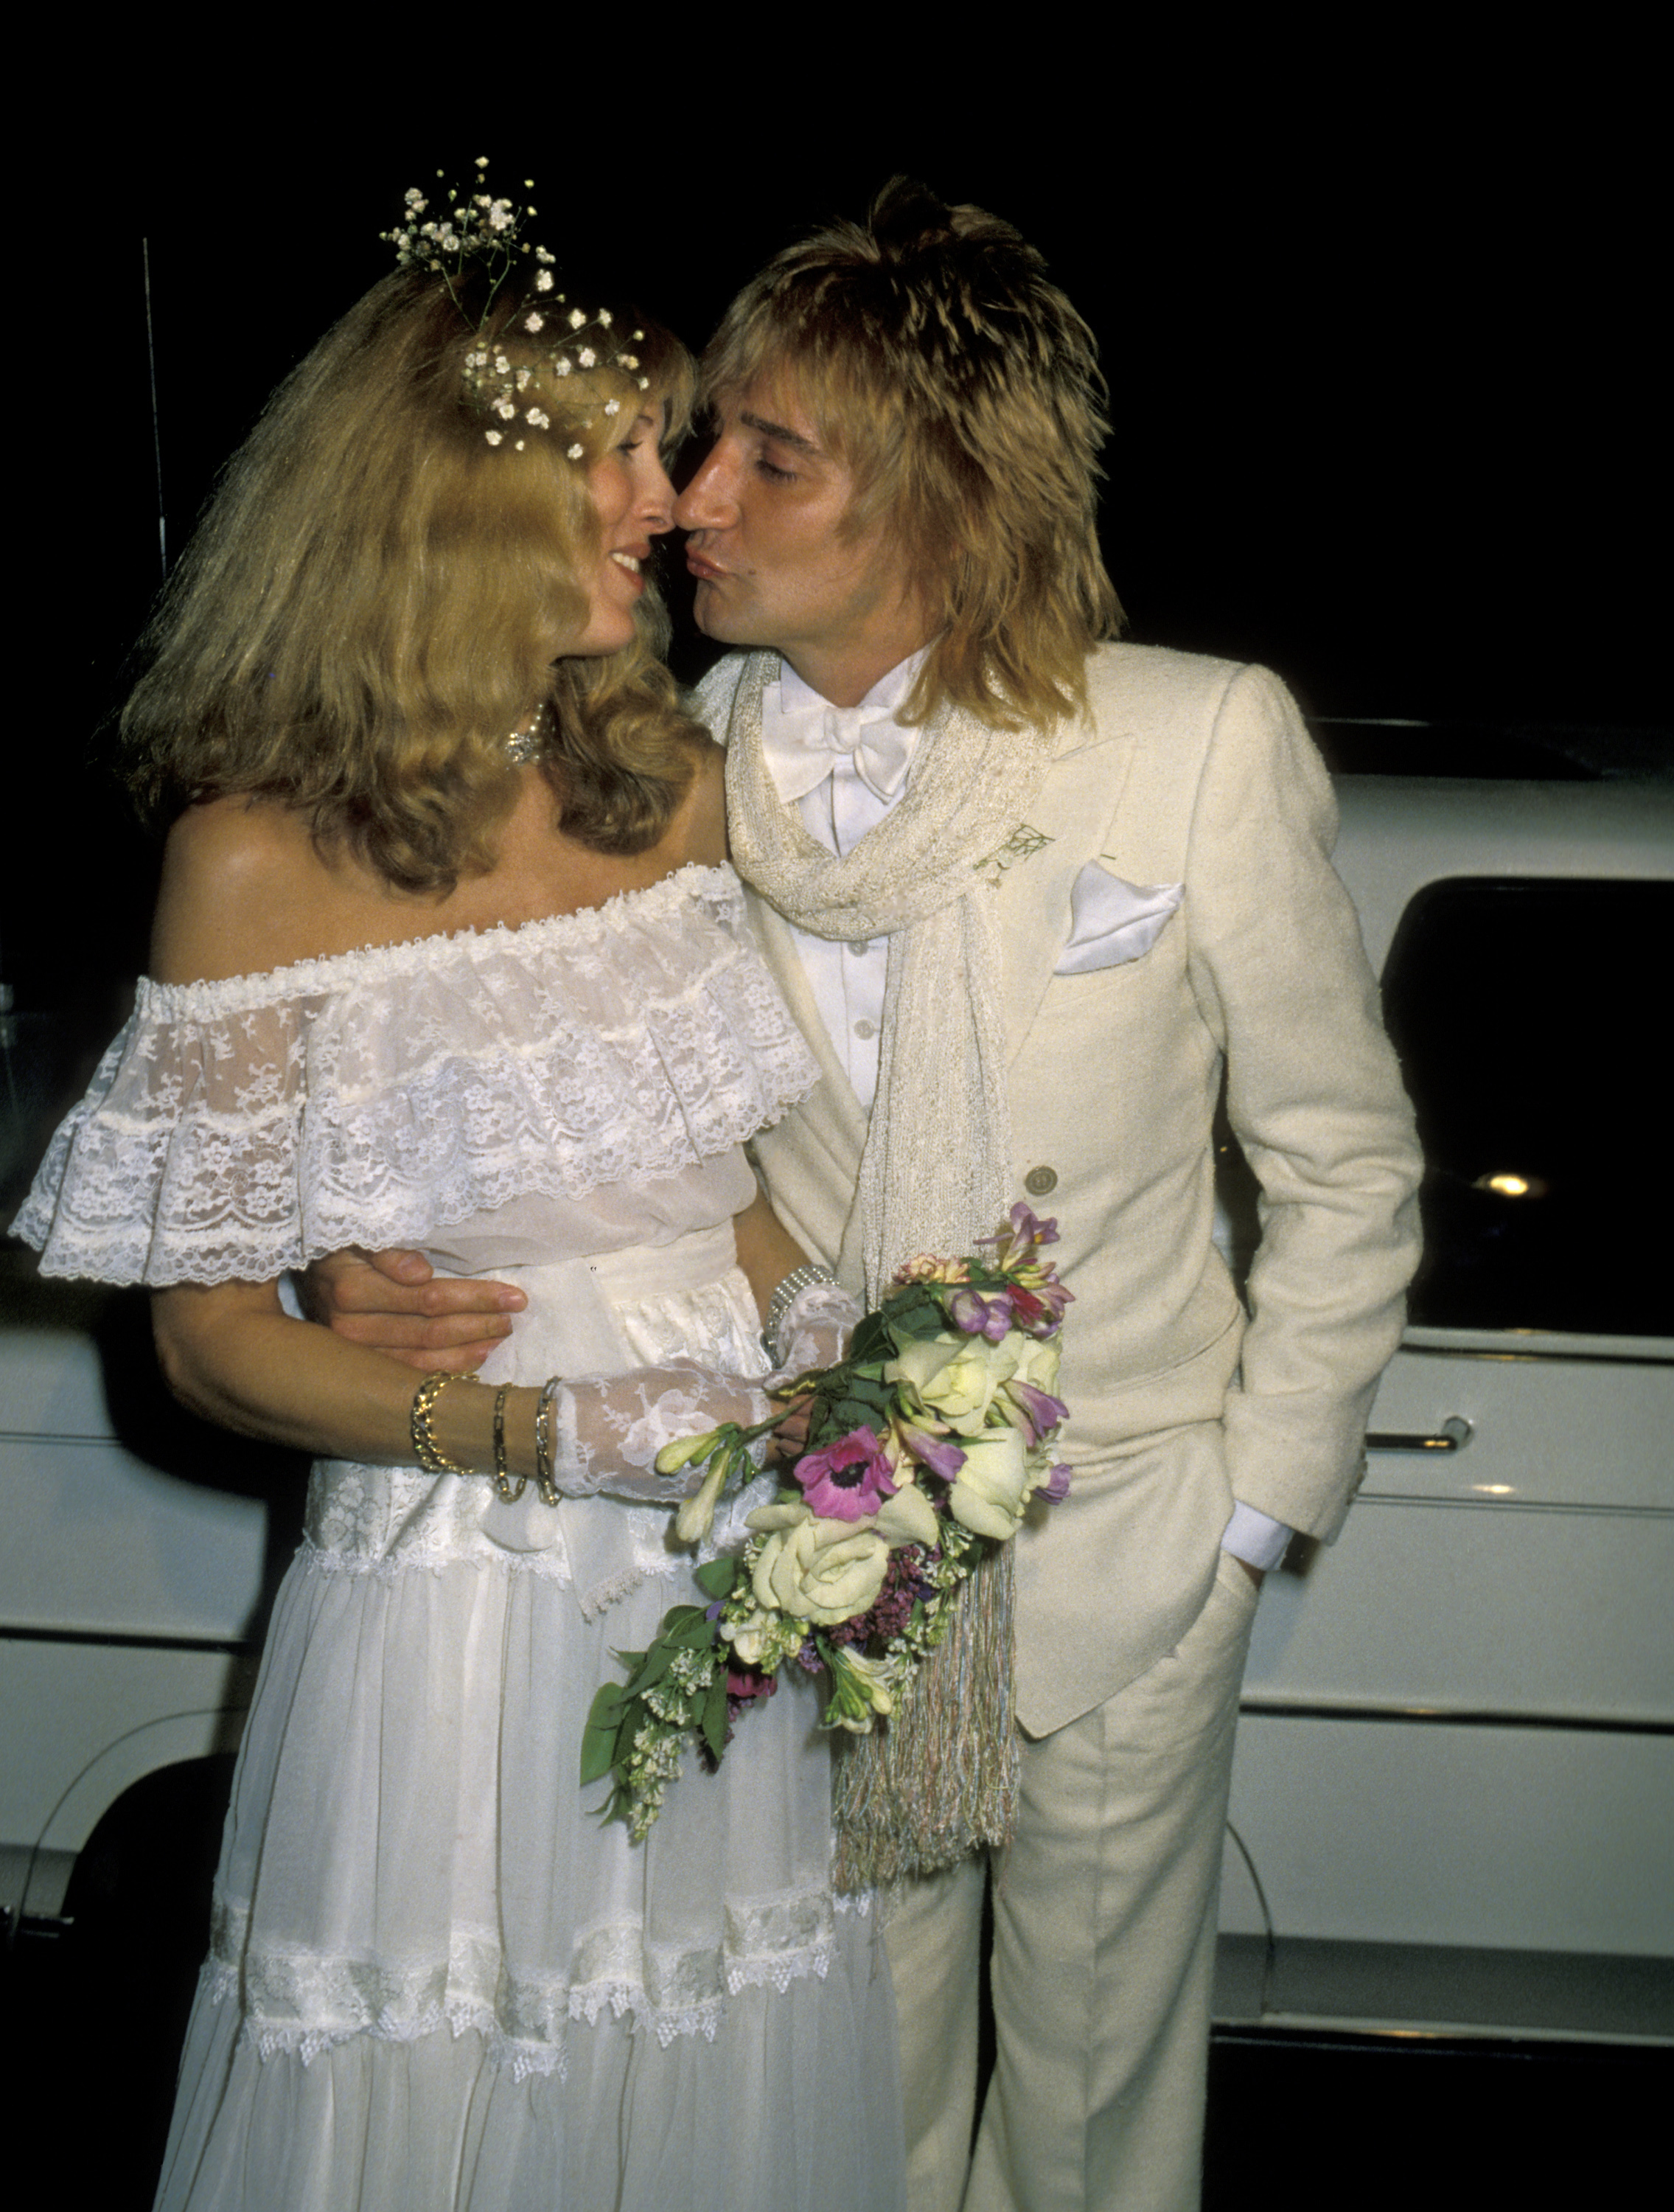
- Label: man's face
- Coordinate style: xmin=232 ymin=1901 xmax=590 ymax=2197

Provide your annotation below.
xmin=674 ymin=373 xmax=929 ymax=703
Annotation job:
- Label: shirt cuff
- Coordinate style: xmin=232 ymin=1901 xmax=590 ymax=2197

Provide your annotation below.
xmin=1221 ymin=1500 xmax=1294 ymax=1573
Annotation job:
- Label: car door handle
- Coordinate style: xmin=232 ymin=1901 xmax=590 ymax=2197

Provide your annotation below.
xmin=1364 ymin=1416 xmax=1473 ymax=1453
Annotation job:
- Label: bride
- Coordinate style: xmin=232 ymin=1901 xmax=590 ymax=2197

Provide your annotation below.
xmin=14 ymin=191 xmax=902 ymax=2210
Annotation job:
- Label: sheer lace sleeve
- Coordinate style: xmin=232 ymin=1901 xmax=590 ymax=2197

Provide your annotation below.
xmin=13 ymin=993 xmax=317 ymax=1286
xmin=545 ymin=1280 xmax=860 ymax=1504
xmin=549 ymin=1366 xmax=773 ymax=1500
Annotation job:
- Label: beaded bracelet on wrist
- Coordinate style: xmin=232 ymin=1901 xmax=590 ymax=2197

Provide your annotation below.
xmin=764 ymin=1262 xmax=840 ymax=1365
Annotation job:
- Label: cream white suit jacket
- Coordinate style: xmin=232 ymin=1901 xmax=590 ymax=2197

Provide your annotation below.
xmin=697 ymin=644 xmax=1423 ymax=1734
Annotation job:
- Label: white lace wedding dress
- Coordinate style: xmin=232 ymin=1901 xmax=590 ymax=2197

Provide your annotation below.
xmin=15 ymin=864 xmax=904 ymax=2212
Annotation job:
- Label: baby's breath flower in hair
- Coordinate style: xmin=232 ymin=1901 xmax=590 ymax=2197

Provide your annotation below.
xmin=380 ymin=162 xmax=651 ymax=460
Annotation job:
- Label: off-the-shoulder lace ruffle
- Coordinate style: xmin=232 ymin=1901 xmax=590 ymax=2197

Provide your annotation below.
xmin=14 ymin=866 xmax=817 ymax=1285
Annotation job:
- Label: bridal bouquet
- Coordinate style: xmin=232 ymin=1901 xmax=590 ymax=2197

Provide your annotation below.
xmin=581 ymin=1203 xmax=1074 ymax=1840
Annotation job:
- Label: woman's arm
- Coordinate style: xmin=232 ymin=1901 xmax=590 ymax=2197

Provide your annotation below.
xmin=153 ymin=1278 xmax=774 ymax=1495
xmin=151 ymin=1278 xmax=549 ymax=1477
xmin=731 ymin=1186 xmax=814 ymax=1324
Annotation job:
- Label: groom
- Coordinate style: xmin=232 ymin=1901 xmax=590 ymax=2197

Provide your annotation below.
xmin=323 ymin=183 xmax=1421 ymax=2211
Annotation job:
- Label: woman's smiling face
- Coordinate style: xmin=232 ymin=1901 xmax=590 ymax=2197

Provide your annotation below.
xmin=571 ymin=405 xmax=676 ymax=655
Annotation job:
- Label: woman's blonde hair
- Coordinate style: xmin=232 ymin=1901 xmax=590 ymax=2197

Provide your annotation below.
xmin=122 ymin=263 xmax=702 ymax=891
xmin=702 ymin=178 xmax=1122 ymax=732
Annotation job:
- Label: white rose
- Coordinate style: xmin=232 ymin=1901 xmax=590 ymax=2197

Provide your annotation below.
xmin=749 ymin=1503 xmax=890 ymax=1625
xmin=1002 ymin=1331 xmax=1061 ymax=1394
xmin=887 ymin=1332 xmax=1019 ymax=1437
xmin=873 ymin=1478 xmax=941 ymax=1549
xmin=947 ymin=1427 xmax=1031 ymax=1540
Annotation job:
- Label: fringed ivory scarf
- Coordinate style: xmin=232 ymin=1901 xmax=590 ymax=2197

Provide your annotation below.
xmin=723 ymin=653 xmax=1060 ymax=1887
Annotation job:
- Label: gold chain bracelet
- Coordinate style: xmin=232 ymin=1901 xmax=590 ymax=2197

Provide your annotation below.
xmin=409 ymin=1370 xmax=479 ymax=1477
xmin=534 ymin=1376 xmax=560 ymax=1507
xmin=491 ymin=1382 xmax=526 ymax=1503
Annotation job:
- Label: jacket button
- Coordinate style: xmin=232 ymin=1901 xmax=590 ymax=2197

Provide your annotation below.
xmin=1024 ymin=1166 xmax=1058 ymax=1196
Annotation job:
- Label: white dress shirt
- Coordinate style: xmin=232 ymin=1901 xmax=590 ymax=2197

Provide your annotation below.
xmin=756 ymin=650 xmax=1291 ymax=1574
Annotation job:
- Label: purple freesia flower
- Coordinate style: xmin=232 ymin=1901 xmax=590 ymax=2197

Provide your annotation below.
xmin=980 ymin=1202 xmax=1061 ymax=1268
xmin=792 ymin=1428 xmax=899 ymax=1521
xmin=1037 ymin=1463 xmax=1073 ymax=1503
xmin=1002 ymin=1380 xmax=1070 ymax=1443
xmin=897 ymin=1422 xmax=968 ymax=1481
xmin=949 ymin=1286 xmax=1014 ymax=1341
xmin=1011 ymin=1201 xmax=1059 ymax=1248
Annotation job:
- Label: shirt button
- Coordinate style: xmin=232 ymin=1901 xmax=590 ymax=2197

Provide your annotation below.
xmin=848 ymin=939 xmax=874 ymax=956
xmin=854 ymin=1019 xmax=878 ymax=1040
xmin=1024 ymin=1165 xmax=1058 ymax=1196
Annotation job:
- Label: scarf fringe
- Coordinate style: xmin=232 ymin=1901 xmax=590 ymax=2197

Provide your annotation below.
xmin=831 ymin=1545 xmax=1019 ymax=1891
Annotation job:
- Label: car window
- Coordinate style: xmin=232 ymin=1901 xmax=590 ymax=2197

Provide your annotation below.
xmin=1381 ymin=877 xmax=1672 ymax=1338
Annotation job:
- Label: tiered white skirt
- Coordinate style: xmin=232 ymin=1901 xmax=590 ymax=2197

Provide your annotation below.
xmin=153 ymin=1233 xmax=904 ymax=2211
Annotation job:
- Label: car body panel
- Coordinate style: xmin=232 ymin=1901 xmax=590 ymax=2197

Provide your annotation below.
xmin=1215 ymin=776 xmax=1673 ymax=2041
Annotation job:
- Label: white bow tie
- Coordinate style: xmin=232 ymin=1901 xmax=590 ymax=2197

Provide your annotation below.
xmin=761 ymin=696 xmax=918 ymax=806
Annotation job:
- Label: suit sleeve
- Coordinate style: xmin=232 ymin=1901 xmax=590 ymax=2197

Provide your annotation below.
xmin=1184 ymin=665 xmax=1423 ymax=1540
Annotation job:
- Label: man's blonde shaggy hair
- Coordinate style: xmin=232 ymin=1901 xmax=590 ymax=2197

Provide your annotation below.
xmin=701 ymin=177 xmax=1122 ymax=731
xmin=122 ymin=265 xmax=702 ymax=892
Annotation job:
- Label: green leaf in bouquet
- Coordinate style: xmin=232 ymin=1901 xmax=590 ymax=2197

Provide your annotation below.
xmin=580 ymin=1683 xmax=632 ymax=1785
xmin=845 ymin=1310 xmax=896 ymax=1363
xmin=879 ymin=1284 xmax=946 ymax=1343
xmin=843 ymin=1371 xmax=895 ymax=1418
xmin=699 ymin=1672 xmax=730 ymax=1763
xmin=618 ymin=1639 xmax=677 ymax=1697
xmin=618 ymin=1605 xmax=713 ymax=1694
xmin=692 ymin=1557 xmax=739 ymax=1601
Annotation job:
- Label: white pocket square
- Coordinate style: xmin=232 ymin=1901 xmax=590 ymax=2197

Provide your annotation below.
xmin=1054 ymin=863 xmax=1184 ymax=975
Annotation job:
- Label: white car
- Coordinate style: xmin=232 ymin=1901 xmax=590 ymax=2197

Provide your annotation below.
xmin=4 ymin=774 xmax=1672 ymax=2051
xmin=1216 ymin=776 xmax=1674 ymax=2045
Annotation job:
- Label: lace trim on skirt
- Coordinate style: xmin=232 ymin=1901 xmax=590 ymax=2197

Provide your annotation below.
xmin=206 ymin=1885 xmax=845 ymax=2078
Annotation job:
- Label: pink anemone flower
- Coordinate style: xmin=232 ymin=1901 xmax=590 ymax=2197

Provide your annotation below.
xmin=792 ymin=1428 xmax=899 ymax=1522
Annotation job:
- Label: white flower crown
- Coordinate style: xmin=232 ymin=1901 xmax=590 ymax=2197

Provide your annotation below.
xmin=381 ymin=159 xmax=650 ymax=454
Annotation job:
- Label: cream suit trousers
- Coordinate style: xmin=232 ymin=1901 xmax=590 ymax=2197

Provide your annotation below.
xmin=885 ymin=1537 xmax=1259 ymax=2212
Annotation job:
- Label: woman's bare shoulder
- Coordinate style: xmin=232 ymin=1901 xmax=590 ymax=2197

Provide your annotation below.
xmin=149 ymin=799 xmax=351 ymax=984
